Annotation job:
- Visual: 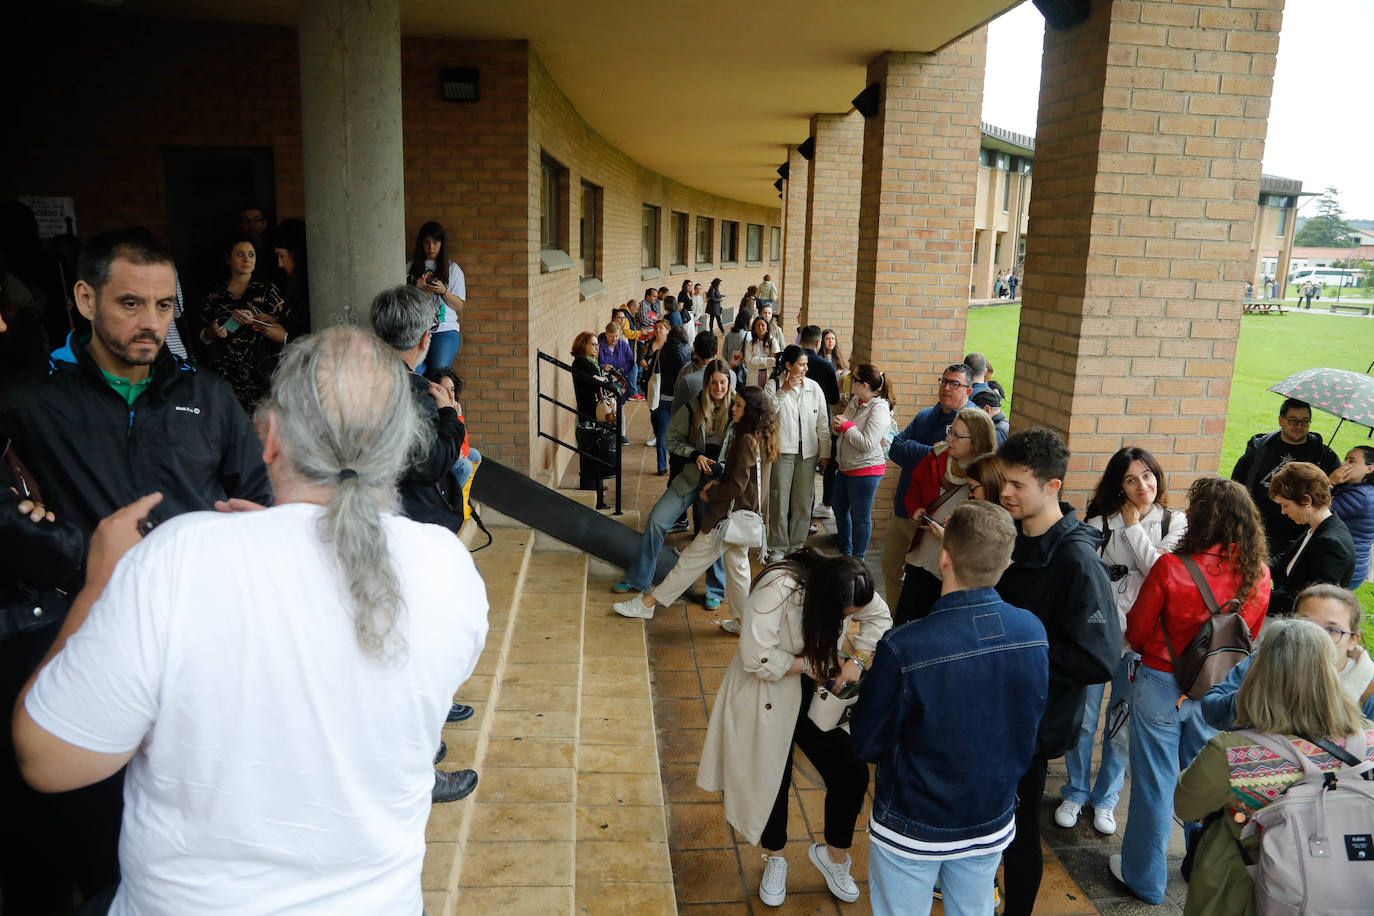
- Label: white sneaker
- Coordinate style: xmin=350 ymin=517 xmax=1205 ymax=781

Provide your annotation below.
xmin=1093 ymin=807 xmax=1117 ymax=835
xmin=812 ymin=505 xmax=834 ymax=519
xmin=613 ymin=596 xmax=655 ymax=619
xmin=719 ymin=618 xmax=741 ymax=635
xmin=647 ymin=436 xmax=657 ymax=446
xmin=808 ymin=842 xmax=860 ymax=903
xmin=759 ymin=854 xmax=787 ymax=907
xmin=1109 ymin=853 xmax=1126 ymax=886
xmin=1053 ymin=799 xmax=1082 ymax=828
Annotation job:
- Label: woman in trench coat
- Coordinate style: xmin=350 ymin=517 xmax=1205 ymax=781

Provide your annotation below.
xmin=697 ymin=550 xmax=891 ymax=908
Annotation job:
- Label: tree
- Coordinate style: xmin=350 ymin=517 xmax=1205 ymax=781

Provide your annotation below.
xmin=1294 ymin=186 xmax=1357 ymax=247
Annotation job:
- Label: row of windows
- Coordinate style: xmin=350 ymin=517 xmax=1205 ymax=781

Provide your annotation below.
xmin=540 ymin=151 xmax=780 ymax=282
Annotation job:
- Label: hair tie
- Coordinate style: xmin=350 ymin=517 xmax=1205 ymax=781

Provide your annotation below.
xmin=338 ymin=468 xmax=359 ymax=482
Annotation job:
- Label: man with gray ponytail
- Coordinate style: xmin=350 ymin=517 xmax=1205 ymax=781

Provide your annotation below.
xmin=14 ymin=326 xmax=490 ymax=913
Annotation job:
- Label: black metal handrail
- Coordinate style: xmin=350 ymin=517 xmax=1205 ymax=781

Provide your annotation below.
xmin=536 ymin=350 xmax=622 ymax=515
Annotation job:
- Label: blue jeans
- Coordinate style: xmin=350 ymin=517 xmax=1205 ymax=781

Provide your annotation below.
xmin=625 ymin=482 xmax=725 ymax=600
xmin=1062 ymin=651 xmax=1133 ymax=811
xmin=453 ymin=446 xmax=481 ymax=493
xmin=650 ymin=402 xmax=671 ymax=471
xmin=417 ymin=329 xmax=460 ymax=373
xmin=870 ymin=841 xmax=1001 ymax=916
xmin=1119 ymin=664 xmax=1215 ymax=904
xmin=833 ymin=473 xmax=881 ymax=558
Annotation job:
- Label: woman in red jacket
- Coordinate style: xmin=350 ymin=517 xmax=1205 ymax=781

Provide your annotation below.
xmin=1112 ymin=478 xmax=1270 ymax=905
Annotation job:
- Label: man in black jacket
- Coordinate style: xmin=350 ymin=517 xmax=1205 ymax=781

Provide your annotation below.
xmin=1231 ymin=397 xmax=1339 ymax=553
xmin=0 ymin=227 xmax=272 ymax=907
xmin=993 ymin=428 xmax=1118 ymax=916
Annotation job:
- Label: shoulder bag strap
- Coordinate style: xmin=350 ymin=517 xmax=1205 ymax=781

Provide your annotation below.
xmin=925 ymin=481 xmax=967 ymax=519
xmin=1299 ymin=732 xmax=1362 ymax=768
xmin=1099 ymin=515 xmax=1111 ymax=556
xmin=1177 ymin=554 xmax=1221 ymax=614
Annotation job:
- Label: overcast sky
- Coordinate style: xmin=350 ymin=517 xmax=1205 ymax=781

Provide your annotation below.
xmin=983 ymin=0 xmax=1374 ymax=219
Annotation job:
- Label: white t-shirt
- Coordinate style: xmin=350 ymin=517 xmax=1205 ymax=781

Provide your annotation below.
xmin=27 ymin=504 xmax=489 ymax=915
xmin=404 ymin=259 xmax=466 ymax=333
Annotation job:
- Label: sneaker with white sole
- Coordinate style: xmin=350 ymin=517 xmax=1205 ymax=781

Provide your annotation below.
xmin=1053 ymin=799 xmax=1082 ymax=828
xmin=808 ymin=842 xmax=860 ymax=903
xmin=613 ymin=596 xmax=655 ymax=619
xmin=1108 ymin=853 xmax=1126 ymax=886
xmin=1093 ymin=807 xmax=1117 ymax=835
xmin=647 ymin=436 xmax=657 ymax=446
xmin=719 ymin=618 xmax=741 ymax=635
xmin=759 ymin=854 xmax=787 ymax=907
xmin=812 ymin=505 xmax=834 ymax=519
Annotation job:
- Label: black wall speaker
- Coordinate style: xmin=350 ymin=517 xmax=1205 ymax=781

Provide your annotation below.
xmin=777 ymin=163 xmax=790 ymax=181
xmin=798 ymin=137 xmax=815 ymax=161
xmin=1033 ymin=0 xmax=1091 ymax=30
xmin=852 ymin=83 xmax=881 ymax=119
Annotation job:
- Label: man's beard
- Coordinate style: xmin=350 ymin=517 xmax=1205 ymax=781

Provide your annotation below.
xmin=96 ymin=315 xmax=162 ymax=366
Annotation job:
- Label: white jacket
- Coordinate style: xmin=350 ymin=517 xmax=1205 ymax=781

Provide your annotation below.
xmin=765 ymin=377 xmax=831 ymax=459
xmin=1084 ymin=504 xmax=1187 ymax=642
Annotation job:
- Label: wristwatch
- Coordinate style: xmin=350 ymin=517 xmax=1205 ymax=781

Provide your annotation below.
xmin=851 ymin=650 xmax=872 ymax=670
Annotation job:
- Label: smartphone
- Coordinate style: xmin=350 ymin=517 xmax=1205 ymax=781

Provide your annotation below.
xmin=222 ymin=318 xmax=241 ymax=334
xmin=914 ymin=515 xmax=931 ymax=528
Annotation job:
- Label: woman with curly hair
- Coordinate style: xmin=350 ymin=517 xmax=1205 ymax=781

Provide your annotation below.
xmin=1113 ymin=477 xmax=1271 ymax=905
xmin=614 ymin=387 xmax=777 ymax=632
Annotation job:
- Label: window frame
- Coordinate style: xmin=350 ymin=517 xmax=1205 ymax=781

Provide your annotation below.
xmin=720 ymin=220 xmax=739 ymax=267
xmin=641 ymin=204 xmax=661 ymax=271
xmin=579 ymin=180 xmax=602 ymax=280
xmin=695 ymin=216 xmax=715 ymax=269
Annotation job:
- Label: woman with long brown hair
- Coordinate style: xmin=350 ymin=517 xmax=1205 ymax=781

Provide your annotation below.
xmin=1113 ymin=478 xmax=1271 ymax=905
xmin=614 ymin=387 xmax=778 ymax=632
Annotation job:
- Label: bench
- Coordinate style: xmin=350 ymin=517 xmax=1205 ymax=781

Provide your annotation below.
xmin=1243 ymin=299 xmax=1286 ymax=315
xmin=1328 ymin=301 xmax=1373 ymax=316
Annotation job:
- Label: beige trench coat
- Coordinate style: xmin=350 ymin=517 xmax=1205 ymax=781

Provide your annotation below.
xmin=696 ymin=568 xmax=891 ymax=847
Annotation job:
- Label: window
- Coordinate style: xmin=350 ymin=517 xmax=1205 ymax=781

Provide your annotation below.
xmin=1002 ymin=169 xmax=1012 ymax=212
xmin=580 ymin=181 xmax=602 ymax=279
xmin=539 ymin=154 xmax=568 ymax=252
xmin=720 ymin=220 xmax=739 ymax=265
xmin=994 ymin=236 xmax=1002 ymax=266
xmin=770 ymin=226 xmax=781 ymax=262
xmin=695 ymin=217 xmax=714 ymax=266
xmin=670 ymin=211 xmax=689 ymax=267
xmin=746 ymin=224 xmax=763 ymax=264
xmin=641 ymin=205 xmax=660 ymax=270
xmin=1276 ymin=203 xmax=1288 ymax=237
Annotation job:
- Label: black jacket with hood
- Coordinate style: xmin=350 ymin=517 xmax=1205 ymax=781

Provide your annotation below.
xmin=0 ymin=335 xmax=272 ymax=540
xmin=995 ymin=503 xmax=1120 ymax=758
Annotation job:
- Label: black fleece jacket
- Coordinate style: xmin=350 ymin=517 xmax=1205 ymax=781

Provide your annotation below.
xmin=995 ymin=503 xmax=1120 ymax=758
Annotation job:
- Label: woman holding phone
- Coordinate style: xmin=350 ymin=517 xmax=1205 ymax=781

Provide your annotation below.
xmin=405 ymin=220 xmax=465 ymax=372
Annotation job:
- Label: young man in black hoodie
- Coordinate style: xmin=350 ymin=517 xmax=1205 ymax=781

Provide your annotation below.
xmin=994 ymin=428 xmax=1119 ymax=916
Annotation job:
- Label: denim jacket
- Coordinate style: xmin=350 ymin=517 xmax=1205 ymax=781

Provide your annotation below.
xmin=851 ymin=587 xmax=1049 ymax=847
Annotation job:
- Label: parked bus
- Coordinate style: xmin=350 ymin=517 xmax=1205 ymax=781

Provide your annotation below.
xmin=1288 ymin=267 xmax=1364 ymax=291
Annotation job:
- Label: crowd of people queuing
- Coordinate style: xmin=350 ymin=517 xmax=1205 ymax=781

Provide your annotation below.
xmin=582 ymin=281 xmax=1374 ymax=913
xmin=4 ymin=206 xmax=1374 ymax=915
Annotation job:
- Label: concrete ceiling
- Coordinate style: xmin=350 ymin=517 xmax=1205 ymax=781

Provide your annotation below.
xmin=123 ymin=0 xmax=1023 ymax=207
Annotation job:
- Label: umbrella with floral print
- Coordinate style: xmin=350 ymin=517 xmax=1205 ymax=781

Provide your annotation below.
xmin=1267 ymin=368 xmax=1374 ymax=442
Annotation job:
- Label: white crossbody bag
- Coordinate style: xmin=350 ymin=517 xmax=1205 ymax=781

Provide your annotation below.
xmin=715 ymin=448 xmax=765 ymax=555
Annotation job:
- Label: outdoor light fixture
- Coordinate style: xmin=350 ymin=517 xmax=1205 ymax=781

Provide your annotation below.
xmin=777 ymin=163 xmax=790 ymax=181
xmin=797 ymin=137 xmax=815 ymax=161
xmin=852 ymin=83 xmax=881 ymax=119
xmin=773 ymin=179 xmax=784 ymax=192
xmin=441 ymin=68 xmax=479 ymax=102
xmin=1032 ymin=0 xmax=1090 ymax=29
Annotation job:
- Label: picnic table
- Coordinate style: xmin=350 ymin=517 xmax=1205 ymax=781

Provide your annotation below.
xmin=1243 ymin=299 xmax=1286 ymax=315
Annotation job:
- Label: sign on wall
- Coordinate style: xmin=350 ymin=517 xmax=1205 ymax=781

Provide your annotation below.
xmin=18 ymin=196 xmax=77 ymax=238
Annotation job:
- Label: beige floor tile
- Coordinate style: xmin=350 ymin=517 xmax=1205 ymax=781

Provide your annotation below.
xmin=652 ymin=697 xmax=708 ymax=729
xmin=584 ymin=653 xmax=649 ymax=676
xmin=460 ymin=674 xmax=495 ymax=699
xmin=438 ymin=728 xmax=479 ymax=762
xmin=502 ymin=662 xmax=582 ymax=686
xmin=648 ymin=647 xmax=698 ymax=670
xmin=459 ymin=840 xmax=573 ymax=887
xmin=468 ymin=801 xmax=575 ymax=842
xmin=483 ymin=735 xmax=577 ymax=768
xmin=578 ymin=771 xmax=665 ymax=807
xmin=579 ymin=716 xmax=656 ymax=747
xmin=425 ymin=799 xmax=471 ymax=843
xmin=422 ymin=890 xmax=450 ymax=916
xmin=656 ymin=727 xmax=706 ymax=764
xmin=671 ymin=849 xmax=748 ymax=904
xmin=647 ymin=670 xmax=703 ymax=698
xmin=454 ymin=886 xmax=571 ymax=915
xmin=580 ymin=694 xmax=652 ymax=721
xmin=576 ymin=804 xmax=669 ymax=844
xmin=661 ymin=763 xmax=721 ymax=803
xmin=508 ymin=639 xmax=581 ymax=664
xmin=573 ymin=882 xmax=676 ymax=914
xmin=422 ymin=841 xmax=457 ymax=890
xmin=488 ymin=709 xmax=577 ymax=738
xmin=667 ymin=802 xmax=734 ymax=851
xmin=577 ymin=744 xmax=660 ymax=775
xmin=511 ymin=624 xmax=583 ymax=646
xmin=476 ymin=766 xmax=576 ymax=804
xmin=575 ymin=839 xmax=672 ymax=884
xmin=496 ymin=684 xmax=580 ymax=711
xmin=580 ymin=670 xmax=655 ymax=696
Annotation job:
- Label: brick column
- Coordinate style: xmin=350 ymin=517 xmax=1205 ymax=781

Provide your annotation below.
xmin=1013 ymin=0 xmax=1282 ymax=498
xmin=780 ymin=146 xmax=809 ymax=322
xmin=800 ymin=112 xmax=863 ymax=341
xmin=851 ymin=34 xmax=987 ymax=407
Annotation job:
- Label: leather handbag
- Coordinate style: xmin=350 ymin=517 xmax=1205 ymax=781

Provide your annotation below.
xmin=807 ymin=678 xmax=862 ymax=732
xmin=1161 ymin=554 xmax=1253 ymax=700
xmin=717 ymin=449 xmax=765 ymax=551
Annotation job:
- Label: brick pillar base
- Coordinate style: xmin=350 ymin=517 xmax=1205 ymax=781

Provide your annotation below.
xmin=1013 ymin=0 xmax=1282 ymax=499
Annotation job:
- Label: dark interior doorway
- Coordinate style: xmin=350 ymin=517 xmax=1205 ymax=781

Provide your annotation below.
xmin=162 ymin=146 xmax=275 ymax=326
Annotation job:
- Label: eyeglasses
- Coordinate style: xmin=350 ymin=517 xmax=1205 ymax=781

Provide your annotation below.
xmin=1282 ymin=416 xmax=1311 ymax=427
xmin=1322 ymin=624 xmax=1357 ymax=640
xmin=239 ymin=215 xmax=267 ymax=224
xmin=945 ymin=425 xmax=972 ymax=441
xmin=938 ymin=377 xmax=969 ymax=389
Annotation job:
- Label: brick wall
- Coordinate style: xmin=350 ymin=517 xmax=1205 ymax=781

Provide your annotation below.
xmin=1015 ymin=0 xmax=1281 ymax=500
xmin=780 ymin=147 xmax=809 ymax=319
xmin=800 ymin=112 xmax=863 ymax=344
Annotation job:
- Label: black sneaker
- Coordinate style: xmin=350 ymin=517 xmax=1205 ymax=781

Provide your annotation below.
xmin=447 ymin=703 xmax=475 ymax=723
xmin=669 ymin=518 xmax=690 ymax=533
xmin=432 ymin=769 xmax=478 ymax=803
xmin=433 ymin=741 xmax=447 ymax=766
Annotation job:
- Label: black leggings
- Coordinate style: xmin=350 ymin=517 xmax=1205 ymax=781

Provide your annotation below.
xmin=707 ymin=313 xmax=724 ymax=335
xmin=759 ymin=677 xmax=870 ymax=852
xmin=894 ymin=565 xmax=943 ymax=627
xmin=1001 ymin=756 xmax=1049 ymax=916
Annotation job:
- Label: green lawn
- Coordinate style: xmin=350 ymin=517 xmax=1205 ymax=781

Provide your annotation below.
xmin=966 ymin=304 xmax=1374 ymax=633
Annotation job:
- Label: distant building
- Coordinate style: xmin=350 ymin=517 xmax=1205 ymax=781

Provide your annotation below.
xmin=971 ymin=123 xmax=1032 ymax=299
xmin=1248 ymin=174 xmax=1302 ymax=293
